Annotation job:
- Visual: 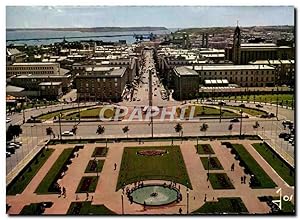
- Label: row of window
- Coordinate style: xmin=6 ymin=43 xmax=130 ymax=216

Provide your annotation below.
xmin=200 ymin=70 xmax=274 ymax=76
xmin=8 ymin=66 xmax=56 ymax=70
xmin=202 ymin=76 xmax=275 ymax=82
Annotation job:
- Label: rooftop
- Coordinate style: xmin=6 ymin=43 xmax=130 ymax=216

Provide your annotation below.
xmin=249 ymin=60 xmax=295 ymax=65
xmin=6 ymin=85 xmax=25 ymax=93
xmin=174 ymin=66 xmax=198 ymax=76
xmin=39 ymin=82 xmax=62 ymax=86
xmin=13 ymin=74 xmax=71 ymax=79
xmin=11 ymin=62 xmax=58 ymax=66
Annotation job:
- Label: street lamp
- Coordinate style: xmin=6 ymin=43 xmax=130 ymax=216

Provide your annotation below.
xmin=186 ymin=187 xmax=189 ymax=214
xmin=239 ymin=109 xmax=243 ymax=137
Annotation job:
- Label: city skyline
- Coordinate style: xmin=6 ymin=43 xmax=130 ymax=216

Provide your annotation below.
xmin=7 ymin=6 xmax=294 ymax=29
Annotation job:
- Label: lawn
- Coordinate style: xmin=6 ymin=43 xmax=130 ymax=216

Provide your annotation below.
xmin=192 ymin=197 xmax=248 ymax=214
xmin=92 ymin=147 xmax=108 ymax=157
xmin=85 ymin=160 xmax=105 ymax=173
xmin=216 ymin=94 xmax=294 ymax=107
xmin=195 ymin=144 xmax=215 ymax=154
xmin=63 ymin=107 xmax=115 ymax=119
xmin=7 ymin=149 xmax=54 ymax=195
xmin=19 ymin=203 xmax=45 ymax=215
xmin=231 ymin=144 xmax=277 ymax=188
xmin=76 ymin=176 xmax=99 ymax=193
xmin=67 ymin=202 xmax=115 ymax=215
xmin=116 ymin=146 xmax=192 ymax=190
xmin=200 ymin=157 xmax=223 ymax=170
xmin=208 ymin=173 xmax=235 ymax=189
xmin=252 ymin=143 xmax=294 ymax=186
xmin=177 ymin=105 xmax=238 ymax=118
xmin=35 ymin=148 xmax=74 ymax=194
xmin=38 ymin=108 xmax=78 ymax=120
xmin=221 ymin=105 xmax=266 ymax=116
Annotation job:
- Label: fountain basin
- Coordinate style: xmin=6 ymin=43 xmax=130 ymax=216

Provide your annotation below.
xmin=129 ymin=184 xmax=180 ymax=206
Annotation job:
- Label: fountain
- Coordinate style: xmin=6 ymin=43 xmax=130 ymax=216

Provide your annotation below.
xmin=128 ymin=184 xmax=180 ymax=206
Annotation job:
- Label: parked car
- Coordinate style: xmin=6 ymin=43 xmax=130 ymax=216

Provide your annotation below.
xmin=8 ymin=143 xmax=20 ymax=149
xmin=230 ymin=118 xmax=240 ymax=122
xmin=218 ymin=101 xmax=226 ymax=105
xmin=256 ymin=104 xmax=263 ymax=108
xmin=239 ymin=104 xmax=246 ymax=108
xmin=268 ymin=113 xmax=275 ymax=118
xmin=279 ymin=132 xmax=289 ymax=138
xmin=6 ymin=118 xmax=12 ymax=123
xmin=6 ymin=152 xmax=11 ymax=158
xmin=6 ymin=146 xmax=15 ymax=154
xmin=282 ymin=120 xmax=293 ymax=126
xmin=62 ymin=131 xmax=74 ymax=136
xmin=284 ymin=135 xmax=290 ymax=141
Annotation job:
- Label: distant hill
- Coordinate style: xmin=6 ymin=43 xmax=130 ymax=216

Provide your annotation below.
xmin=7 ymin=26 xmax=168 ymax=32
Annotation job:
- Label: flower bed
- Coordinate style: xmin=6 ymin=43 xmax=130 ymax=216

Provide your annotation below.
xmin=137 ymin=149 xmax=167 ymax=156
xmin=92 ymin=147 xmax=108 ymax=157
xmin=76 ymin=176 xmax=99 ymax=193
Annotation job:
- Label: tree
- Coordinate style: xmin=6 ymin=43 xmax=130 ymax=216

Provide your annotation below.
xmin=7 ymin=125 xmax=23 ymax=142
xmin=228 ymin=124 xmax=233 ymax=135
xmin=96 ymin=125 xmax=105 ymax=135
xmin=46 ymin=127 xmax=55 ymax=139
xmin=122 ymin=126 xmax=130 ymax=138
xmin=200 ymin=123 xmax=209 ymax=136
xmin=174 ymin=123 xmax=183 ymax=137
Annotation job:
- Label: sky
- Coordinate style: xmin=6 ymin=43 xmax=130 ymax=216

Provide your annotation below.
xmin=6 ymin=6 xmax=294 ymax=29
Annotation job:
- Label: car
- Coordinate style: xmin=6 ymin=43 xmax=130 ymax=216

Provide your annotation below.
xmin=268 ymin=113 xmax=275 ymax=118
xmin=136 ymin=98 xmax=141 ymax=101
xmin=239 ymin=104 xmax=246 ymax=108
xmin=206 ymin=99 xmax=212 ymax=102
xmin=6 ymin=152 xmax=11 ymax=158
xmin=62 ymin=131 xmax=74 ymax=136
xmin=14 ymin=141 xmax=23 ymax=146
xmin=218 ymin=101 xmax=226 ymax=105
xmin=289 ymin=138 xmax=294 ymax=144
xmin=282 ymin=120 xmax=293 ymax=126
xmin=256 ymin=104 xmax=263 ymax=108
xmin=284 ymin=135 xmax=290 ymax=141
xmin=6 ymin=146 xmax=15 ymax=154
xmin=6 ymin=118 xmax=12 ymax=123
xmin=279 ymin=132 xmax=289 ymax=138
xmin=230 ymin=118 xmax=240 ymax=122
xmin=8 ymin=143 xmax=20 ymax=149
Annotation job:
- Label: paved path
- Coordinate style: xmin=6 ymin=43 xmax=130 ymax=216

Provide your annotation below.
xmin=6 ymin=139 xmax=294 ymax=215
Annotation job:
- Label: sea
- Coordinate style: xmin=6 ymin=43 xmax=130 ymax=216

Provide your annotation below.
xmin=6 ymin=28 xmax=179 ymax=46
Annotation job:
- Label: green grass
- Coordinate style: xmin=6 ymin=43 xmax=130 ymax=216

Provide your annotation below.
xmin=116 ymin=146 xmax=192 ymax=190
xmin=192 ymin=197 xmax=248 ymax=214
xmin=7 ymin=149 xmax=54 ymax=195
xmin=67 ymin=202 xmax=115 ymax=215
xmin=208 ymin=173 xmax=235 ymax=189
xmin=63 ymin=107 xmax=115 ymax=119
xmin=35 ymin=148 xmax=74 ymax=194
xmin=222 ymin=105 xmax=266 ymax=116
xmin=85 ymin=160 xmax=105 ymax=173
xmin=200 ymin=157 xmax=223 ymax=170
xmin=38 ymin=108 xmax=77 ymax=120
xmin=252 ymin=143 xmax=294 ymax=186
xmin=195 ymin=144 xmax=215 ymax=154
xmin=216 ymin=94 xmax=294 ymax=107
xmin=231 ymin=144 xmax=277 ymax=188
xmin=177 ymin=105 xmax=238 ymax=117
xmin=92 ymin=147 xmax=108 ymax=157
xmin=76 ymin=176 xmax=99 ymax=193
xmin=19 ymin=203 xmax=45 ymax=215
xmin=272 ymin=197 xmax=295 ymax=213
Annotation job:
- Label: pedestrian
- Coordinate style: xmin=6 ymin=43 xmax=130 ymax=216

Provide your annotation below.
xmin=114 ymin=163 xmax=117 ymax=170
xmin=231 ymin=163 xmax=235 ymax=171
xmin=62 ymin=187 xmax=66 ymax=198
xmin=179 ymin=207 xmax=182 ymax=214
xmin=76 ymin=194 xmax=79 ymax=200
xmin=86 ymin=192 xmax=89 ymax=200
xmin=204 ymin=194 xmax=207 ymax=202
xmin=244 ymin=176 xmax=247 ymax=184
xmin=241 ymin=176 xmax=243 ymax=184
xmin=91 ymin=195 xmax=93 ymax=201
xmin=143 ymin=201 xmax=146 ymax=211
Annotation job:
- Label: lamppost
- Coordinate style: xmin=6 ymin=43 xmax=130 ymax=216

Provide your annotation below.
xmin=121 ymin=194 xmax=124 ymax=214
xmin=58 ymin=112 xmax=62 ymax=140
xmin=186 ymin=187 xmax=189 ymax=214
xmin=239 ymin=109 xmax=243 ymax=137
xmin=219 ymin=103 xmax=222 ymax=123
xmin=96 ymin=159 xmax=99 ymax=178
